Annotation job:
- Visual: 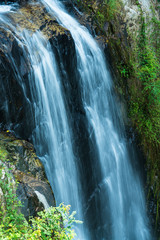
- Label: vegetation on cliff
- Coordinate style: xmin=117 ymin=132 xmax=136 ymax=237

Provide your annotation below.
xmin=0 ymin=131 xmax=80 ymax=239
xmin=129 ymin=11 xmax=160 ymax=232
xmin=73 ymin=0 xmax=160 ymax=235
xmin=0 ymin=161 xmax=78 ymax=240
xmin=0 ymin=131 xmax=56 ymax=219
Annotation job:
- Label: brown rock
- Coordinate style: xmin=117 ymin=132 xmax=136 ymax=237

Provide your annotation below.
xmin=0 ymin=131 xmax=55 ymax=219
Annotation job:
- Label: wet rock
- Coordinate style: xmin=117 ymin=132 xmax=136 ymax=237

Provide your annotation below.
xmin=0 ymin=2 xmax=77 ymax=217
xmin=0 ymin=27 xmax=32 ymax=138
xmin=4 ymin=0 xmax=30 ymax=5
xmin=16 ymin=172 xmax=55 ymax=219
xmin=0 ymin=2 xmax=73 ymax=139
xmin=0 ymin=131 xmax=55 ymax=219
xmin=11 ymin=3 xmax=70 ymax=39
xmin=0 ymin=133 xmax=46 ymax=180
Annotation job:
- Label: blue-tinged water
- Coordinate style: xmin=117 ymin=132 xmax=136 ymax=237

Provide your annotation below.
xmin=0 ymin=2 xmax=152 ymax=239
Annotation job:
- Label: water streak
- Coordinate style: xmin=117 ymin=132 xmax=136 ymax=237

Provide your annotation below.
xmin=20 ymin=31 xmax=85 ymax=239
xmin=41 ymin=1 xmax=152 ymax=239
xmin=0 ymin=2 xmax=152 ymax=240
xmin=0 ymin=7 xmax=85 ymax=238
xmin=35 ymin=190 xmax=50 ymax=209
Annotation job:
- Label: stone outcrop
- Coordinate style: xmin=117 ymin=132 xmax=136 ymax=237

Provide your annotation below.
xmin=0 ymin=131 xmax=55 ymax=219
xmin=0 ymin=1 xmax=74 ymax=139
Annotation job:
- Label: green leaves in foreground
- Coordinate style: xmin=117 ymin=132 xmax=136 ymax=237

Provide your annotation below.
xmin=28 ymin=205 xmax=81 ymax=240
xmin=0 ymin=166 xmax=81 ymax=239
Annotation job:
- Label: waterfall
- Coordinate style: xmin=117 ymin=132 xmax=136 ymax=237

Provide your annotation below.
xmin=21 ymin=31 xmax=78 ymax=204
xmin=0 ymin=8 xmax=85 ymax=238
xmin=35 ymin=191 xmax=50 ymax=209
xmin=40 ymin=1 xmax=152 ymax=239
xmin=21 ymin=31 xmax=86 ymax=239
xmin=0 ymin=1 xmax=152 ymax=240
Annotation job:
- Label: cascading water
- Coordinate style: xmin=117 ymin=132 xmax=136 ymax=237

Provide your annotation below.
xmin=21 ymin=32 xmax=86 ymax=239
xmin=40 ymin=0 xmax=152 ymax=239
xmin=0 ymin=1 xmax=152 ymax=240
xmin=0 ymin=7 xmax=85 ymax=239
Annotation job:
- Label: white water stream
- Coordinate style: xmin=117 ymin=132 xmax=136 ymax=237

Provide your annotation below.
xmin=21 ymin=31 xmax=85 ymax=239
xmin=0 ymin=1 xmax=152 ymax=240
xmin=40 ymin=1 xmax=152 ymax=239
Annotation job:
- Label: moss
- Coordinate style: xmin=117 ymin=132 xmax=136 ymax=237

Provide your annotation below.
xmin=0 ymin=131 xmax=45 ymax=180
xmin=0 ymin=146 xmax=10 ymax=162
xmin=10 ymin=3 xmax=69 ymax=39
xmin=73 ymin=0 xmax=122 ymax=32
xmin=128 ymin=12 xmax=160 ymax=229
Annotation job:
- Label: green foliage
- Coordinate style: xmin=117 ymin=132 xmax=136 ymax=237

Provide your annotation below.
xmin=74 ymin=0 xmax=121 ymax=29
xmin=130 ymin=16 xmax=160 ymax=142
xmin=95 ymin=0 xmax=122 ymax=26
xmin=0 ymin=164 xmax=26 ymax=240
xmin=0 ymin=166 xmax=80 ymax=239
xmin=29 ymin=204 xmax=80 ymax=240
xmin=128 ymin=11 xmax=160 ymax=229
xmin=75 ymin=0 xmax=160 ymax=232
xmin=104 ymin=0 xmax=121 ymax=19
xmin=0 ymin=147 xmax=9 ymax=162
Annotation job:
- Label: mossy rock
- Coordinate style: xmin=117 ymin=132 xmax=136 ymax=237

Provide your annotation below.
xmin=0 ymin=131 xmax=56 ymax=219
xmin=9 ymin=2 xmax=70 ymax=39
xmin=0 ymin=131 xmax=46 ymax=180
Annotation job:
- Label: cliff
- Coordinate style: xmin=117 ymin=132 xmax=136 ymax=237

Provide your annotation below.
xmin=0 ymin=130 xmax=55 ymax=219
xmin=0 ymin=0 xmax=159 ymax=237
xmin=0 ymin=0 xmax=71 ymax=221
xmin=71 ymin=0 xmax=160 ymax=237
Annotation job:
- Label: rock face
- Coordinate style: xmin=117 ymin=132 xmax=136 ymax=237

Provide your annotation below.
xmin=0 ymin=0 xmax=77 ymax=220
xmin=0 ymin=1 xmax=87 ymax=197
xmin=70 ymin=0 xmax=160 ymax=237
xmin=0 ymin=0 xmax=159 ymax=236
xmin=0 ymin=0 xmax=102 ymax=232
xmin=0 ymin=131 xmax=55 ymax=219
xmin=0 ymin=1 xmax=74 ymax=140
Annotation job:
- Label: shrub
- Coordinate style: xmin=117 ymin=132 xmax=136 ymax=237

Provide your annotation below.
xmin=0 ymin=166 xmax=80 ymax=239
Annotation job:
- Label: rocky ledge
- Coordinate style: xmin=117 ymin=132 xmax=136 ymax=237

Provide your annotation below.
xmin=0 ymin=131 xmax=55 ymax=220
xmin=0 ymin=1 xmax=75 ymax=139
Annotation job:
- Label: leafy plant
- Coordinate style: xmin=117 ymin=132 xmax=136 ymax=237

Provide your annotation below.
xmin=128 ymin=9 xmax=160 ymax=231
xmin=0 ymin=165 xmax=80 ymax=239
